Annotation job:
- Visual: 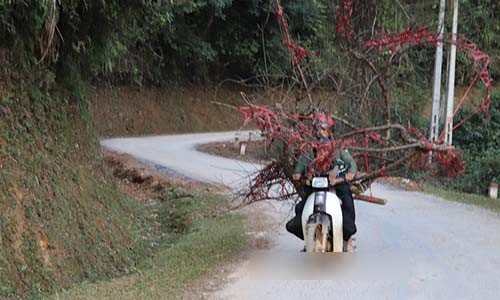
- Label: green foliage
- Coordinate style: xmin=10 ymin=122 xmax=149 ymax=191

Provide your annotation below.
xmin=449 ymin=91 xmax=500 ymax=194
xmin=0 ymin=0 xmax=336 ymax=85
xmin=1 ymin=0 xmax=497 ymax=87
xmin=458 ymin=0 xmax=500 ymax=79
xmin=454 ymin=92 xmax=500 ymax=152
xmin=454 ymin=149 xmax=500 ymax=194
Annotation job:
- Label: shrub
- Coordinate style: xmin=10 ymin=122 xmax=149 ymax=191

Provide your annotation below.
xmin=451 ymin=149 xmax=500 ymax=194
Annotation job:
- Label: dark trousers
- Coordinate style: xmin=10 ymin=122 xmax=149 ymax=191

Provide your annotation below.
xmin=286 ymin=184 xmax=357 ymax=241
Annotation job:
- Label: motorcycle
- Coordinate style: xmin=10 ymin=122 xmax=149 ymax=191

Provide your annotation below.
xmin=301 ymin=172 xmax=348 ymax=253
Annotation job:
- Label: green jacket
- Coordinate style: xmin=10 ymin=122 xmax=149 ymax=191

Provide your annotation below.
xmin=294 ymin=148 xmax=357 ymax=175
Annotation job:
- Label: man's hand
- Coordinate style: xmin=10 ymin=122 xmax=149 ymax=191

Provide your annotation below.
xmin=328 ymin=170 xmax=336 ymax=183
xmin=345 ymin=172 xmax=355 ymax=182
xmin=292 ymin=173 xmax=301 ymax=181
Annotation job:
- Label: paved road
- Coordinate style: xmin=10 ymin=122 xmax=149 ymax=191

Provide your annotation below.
xmin=102 ymin=131 xmax=260 ymax=188
xmin=102 ymin=132 xmax=500 ymax=300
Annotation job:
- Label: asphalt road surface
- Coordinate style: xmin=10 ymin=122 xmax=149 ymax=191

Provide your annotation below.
xmin=102 ymin=132 xmax=500 ymax=300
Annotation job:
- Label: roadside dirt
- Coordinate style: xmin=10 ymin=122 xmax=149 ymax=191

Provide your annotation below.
xmin=91 ymin=86 xmax=245 ymax=137
xmin=196 ymin=141 xmax=271 ymax=165
xmin=375 ymin=176 xmax=423 ymax=191
xmin=102 ymin=149 xmax=228 ymax=200
xmin=102 ymin=149 xmax=274 ymax=300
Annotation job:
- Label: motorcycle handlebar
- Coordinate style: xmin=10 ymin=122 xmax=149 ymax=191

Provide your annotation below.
xmin=295 ymin=176 xmax=348 ymax=187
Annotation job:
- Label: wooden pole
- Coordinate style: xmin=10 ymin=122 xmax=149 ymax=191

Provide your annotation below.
xmin=354 ymin=194 xmax=387 ymax=205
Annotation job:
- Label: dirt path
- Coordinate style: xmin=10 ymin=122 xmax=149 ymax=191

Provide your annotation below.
xmin=102 ymin=132 xmax=500 ymax=300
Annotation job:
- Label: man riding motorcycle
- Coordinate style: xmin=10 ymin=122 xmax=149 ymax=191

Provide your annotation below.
xmin=286 ymin=113 xmax=358 ymax=252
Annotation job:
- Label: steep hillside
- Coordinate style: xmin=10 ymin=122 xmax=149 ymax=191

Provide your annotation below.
xmin=90 ymin=85 xmax=244 ymax=137
xmin=0 ymin=81 xmax=147 ymax=298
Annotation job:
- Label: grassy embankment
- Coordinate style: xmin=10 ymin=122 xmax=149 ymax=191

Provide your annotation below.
xmin=0 ymin=84 xmax=147 ymax=298
xmin=0 ymin=81 xmax=245 ymax=299
xmin=52 ymin=188 xmax=243 ymax=300
xmin=422 ymin=185 xmax=500 ymax=213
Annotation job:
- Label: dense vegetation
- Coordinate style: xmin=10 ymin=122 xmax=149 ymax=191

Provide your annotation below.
xmin=1 ymin=1 xmax=498 ymax=140
xmin=1 ymin=0 xmax=498 ymax=86
xmin=451 ymin=92 xmax=500 ymax=194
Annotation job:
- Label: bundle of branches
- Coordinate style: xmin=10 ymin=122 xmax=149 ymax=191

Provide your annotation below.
xmin=237 ymin=0 xmax=492 ymax=205
xmin=239 ymin=104 xmax=458 ymax=204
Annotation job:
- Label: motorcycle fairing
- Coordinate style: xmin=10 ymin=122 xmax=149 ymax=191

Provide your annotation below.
xmin=302 ymin=190 xmax=344 ymax=252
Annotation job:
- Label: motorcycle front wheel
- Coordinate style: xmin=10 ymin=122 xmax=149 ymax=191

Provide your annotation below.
xmin=305 ymin=224 xmax=331 ymax=252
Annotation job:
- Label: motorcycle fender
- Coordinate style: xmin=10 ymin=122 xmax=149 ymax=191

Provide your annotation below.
xmin=302 ymin=192 xmax=344 ymax=252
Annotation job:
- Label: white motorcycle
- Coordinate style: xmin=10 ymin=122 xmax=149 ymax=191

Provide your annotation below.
xmin=301 ymin=175 xmax=347 ymax=252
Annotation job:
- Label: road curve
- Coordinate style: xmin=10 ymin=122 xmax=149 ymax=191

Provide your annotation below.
xmin=102 ymin=131 xmax=260 ymax=188
xmin=102 ymin=132 xmax=500 ymax=300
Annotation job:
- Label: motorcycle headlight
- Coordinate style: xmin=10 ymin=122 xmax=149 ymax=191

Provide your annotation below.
xmin=311 ymin=177 xmax=329 ymax=188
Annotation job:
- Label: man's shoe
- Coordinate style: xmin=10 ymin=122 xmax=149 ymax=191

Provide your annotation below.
xmin=346 ymin=238 xmax=356 ymax=253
